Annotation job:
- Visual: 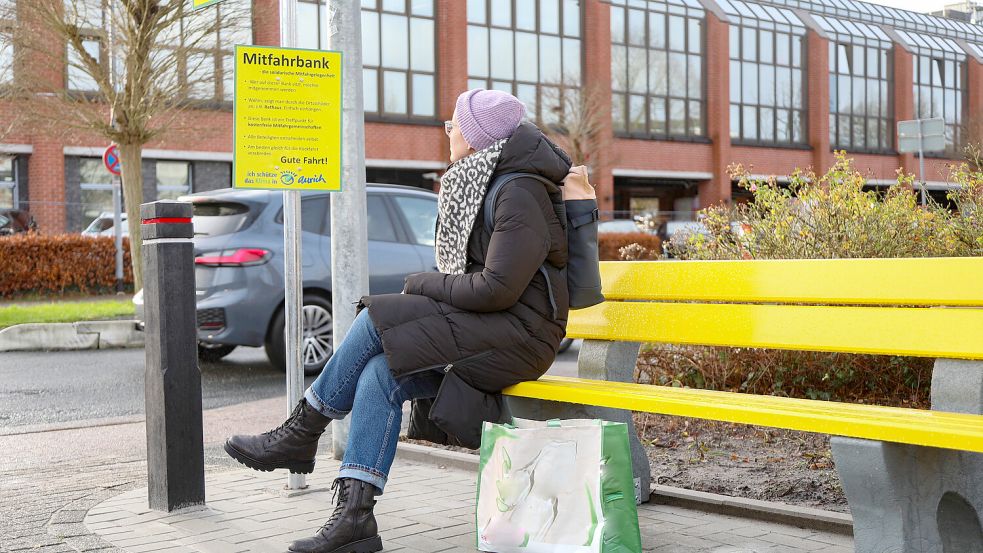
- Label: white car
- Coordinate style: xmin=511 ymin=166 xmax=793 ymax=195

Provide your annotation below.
xmin=82 ymin=212 xmax=128 ymax=237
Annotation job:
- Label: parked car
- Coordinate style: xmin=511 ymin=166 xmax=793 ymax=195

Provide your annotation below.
xmin=0 ymin=209 xmax=37 ymax=235
xmin=135 ymin=184 xmax=438 ymax=374
xmin=597 ymin=219 xmax=646 ymax=234
xmin=82 ymin=212 xmax=128 ymax=237
xmin=656 ymin=220 xmax=709 ymax=242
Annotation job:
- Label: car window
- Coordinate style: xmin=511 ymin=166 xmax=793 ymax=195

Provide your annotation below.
xmin=392 ymin=195 xmax=437 ymax=247
xmin=301 ymin=196 xmax=330 ymax=235
xmin=367 ymin=195 xmax=397 ymax=242
xmin=192 ymin=201 xmax=252 ymax=237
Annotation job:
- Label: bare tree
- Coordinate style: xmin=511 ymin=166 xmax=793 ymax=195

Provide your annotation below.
xmin=535 ymin=82 xmax=617 ymax=176
xmin=8 ymin=0 xmax=253 ymax=290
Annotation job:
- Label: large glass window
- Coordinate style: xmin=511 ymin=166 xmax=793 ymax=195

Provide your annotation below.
xmin=610 ymin=0 xmax=704 ymax=138
xmin=0 ymin=1 xmax=14 ymax=85
xmin=299 ymin=0 xmax=436 ymax=118
xmin=65 ymin=1 xmax=251 ymax=101
xmin=467 ymin=0 xmax=582 ymax=125
xmin=65 ymin=0 xmax=105 ymax=92
xmin=79 ymin=158 xmax=114 ymax=224
xmin=156 ymin=161 xmax=191 ymax=200
xmin=898 ymin=32 xmax=966 ymax=152
xmin=180 ymin=4 xmax=252 ymax=102
xmin=720 ymin=0 xmax=806 ymax=145
xmin=817 ymin=16 xmax=894 ymax=153
xmin=0 ymin=156 xmax=16 ymax=209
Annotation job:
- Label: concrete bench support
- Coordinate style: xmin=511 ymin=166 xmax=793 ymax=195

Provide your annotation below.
xmin=506 ymin=340 xmax=652 ymax=504
xmin=832 ymin=358 xmax=983 ymax=552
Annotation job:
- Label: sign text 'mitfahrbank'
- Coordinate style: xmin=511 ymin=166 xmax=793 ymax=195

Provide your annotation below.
xmin=241 ymin=51 xmax=333 ymax=70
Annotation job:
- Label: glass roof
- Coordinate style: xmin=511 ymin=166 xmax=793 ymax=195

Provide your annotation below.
xmin=758 ymin=0 xmax=983 ymax=43
xmin=608 ymin=0 xmax=707 ymax=10
xmin=605 ymin=0 xmax=983 ymax=55
xmin=716 ymin=0 xmax=807 ymax=29
xmin=895 ymin=29 xmax=968 ymax=58
xmin=812 ymin=13 xmax=893 ymax=46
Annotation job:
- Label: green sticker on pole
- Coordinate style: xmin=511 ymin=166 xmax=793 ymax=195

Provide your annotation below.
xmin=192 ymin=0 xmax=224 ymax=10
xmin=233 ymin=45 xmax=343 ymax=191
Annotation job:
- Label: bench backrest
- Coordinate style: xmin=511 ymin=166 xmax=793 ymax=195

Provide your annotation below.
xmin=566 ymin=258 xmax=983 ymax=360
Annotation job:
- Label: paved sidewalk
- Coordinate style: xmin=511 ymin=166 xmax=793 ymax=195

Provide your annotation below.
xmin=84 ymin=454 xmax=854 ymax=553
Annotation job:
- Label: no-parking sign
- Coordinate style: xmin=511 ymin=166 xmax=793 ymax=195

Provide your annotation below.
xmin=103 ymin=144 xmax=121 ymax=176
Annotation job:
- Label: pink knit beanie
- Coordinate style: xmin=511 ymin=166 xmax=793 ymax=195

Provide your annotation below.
xmin=455 ymin=89 xmax=526 ymax=151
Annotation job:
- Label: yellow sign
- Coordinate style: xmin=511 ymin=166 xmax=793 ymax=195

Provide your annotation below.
xmin=234 ymin=45 xmax=343 ymax=191
xmin=192 ymin=0 xmax=223 ymax=9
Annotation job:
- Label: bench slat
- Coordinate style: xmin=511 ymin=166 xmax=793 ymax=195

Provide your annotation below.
xmin=565 ymin=301 xmax=983 ymax=359
xmin=599 ymin=259 xmax=983 ymax=306
xmin=504 ymin=376 xmax=983 ymax=453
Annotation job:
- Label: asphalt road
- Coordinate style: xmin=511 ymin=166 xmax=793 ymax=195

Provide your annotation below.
xmin=0 ymin=341 xmax=580 ymax=428
xmin=0 ymin=346 xmax=316 ymax=428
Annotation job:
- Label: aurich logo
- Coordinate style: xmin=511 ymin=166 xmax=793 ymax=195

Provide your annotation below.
xmin=280 ymin=171 xmax=297 ymax=185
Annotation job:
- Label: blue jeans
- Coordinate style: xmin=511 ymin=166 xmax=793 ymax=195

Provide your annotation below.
xmin=304 ymin=309 xmax=442 ymax=493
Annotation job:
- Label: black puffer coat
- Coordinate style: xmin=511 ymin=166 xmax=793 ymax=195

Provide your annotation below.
xmin=358 ymin=122 xmax=571 ymax=444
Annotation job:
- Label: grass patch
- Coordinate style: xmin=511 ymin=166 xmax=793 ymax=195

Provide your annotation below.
xmin=0 ymin=300 xmax=135 ymax=328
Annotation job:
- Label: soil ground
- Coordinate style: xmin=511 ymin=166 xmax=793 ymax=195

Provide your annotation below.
xmin=635 ymin=413 xmax=848 ymax=513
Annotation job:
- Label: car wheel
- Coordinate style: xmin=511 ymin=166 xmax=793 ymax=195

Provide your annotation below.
xmin=558 ymin=338 xmax=574 ymax=354
xmin=266 ymin=294 xmax=334 ymax=376
xmin=198 ymin=343 xmax=237 ymax=363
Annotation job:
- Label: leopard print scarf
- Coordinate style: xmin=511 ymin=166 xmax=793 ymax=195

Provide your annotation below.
xmin=435 ymin=140 xmax=506 ymax=274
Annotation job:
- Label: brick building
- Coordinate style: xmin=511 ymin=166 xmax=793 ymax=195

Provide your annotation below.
xmin=1 ymin=0 xmax=980 ymax=233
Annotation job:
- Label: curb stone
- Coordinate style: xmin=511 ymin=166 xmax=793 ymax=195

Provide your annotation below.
xmin=0 ymin=320 xmax=143 ymax=352
xmin=395 ymin=441 xmax=854 ymax=535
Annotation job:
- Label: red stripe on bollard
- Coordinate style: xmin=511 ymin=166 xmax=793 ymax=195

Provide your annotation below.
xmin=142 ymin=217 xmax=192 ymax=225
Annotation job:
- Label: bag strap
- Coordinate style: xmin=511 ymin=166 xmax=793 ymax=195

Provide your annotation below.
xmin=483 ymin=172 xmax=560 ymax=320
xmin=569 ymin=207 xmax=600 ymax=229
xmin=483 ymin=172 xmax=556 ymax=234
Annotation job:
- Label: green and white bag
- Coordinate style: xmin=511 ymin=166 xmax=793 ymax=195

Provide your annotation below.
xmin=476 ymin=418 xmax=642 ymax=553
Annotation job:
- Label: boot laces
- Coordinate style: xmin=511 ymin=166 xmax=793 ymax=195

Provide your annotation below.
xmin=265 ymin=402 xmax=304 ymax=442
xmin=319 ymin=479 xmax=351 ymax=531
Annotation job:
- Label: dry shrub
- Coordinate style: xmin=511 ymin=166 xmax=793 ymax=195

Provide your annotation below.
xmin=0 ymin=234 xmax=132 ymax=297
xmin=598 ymin=232 xmax=661 ymax=261
xmin=636 ymin=345 xmax=932 ymax=408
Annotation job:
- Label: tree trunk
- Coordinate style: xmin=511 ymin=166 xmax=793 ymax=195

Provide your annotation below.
xmin=118 ymin=143 xmax=145 ymax=292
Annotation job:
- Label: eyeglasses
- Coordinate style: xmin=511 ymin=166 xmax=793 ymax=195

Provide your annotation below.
xmin=444 ymin=120 xmax=455 ymax=136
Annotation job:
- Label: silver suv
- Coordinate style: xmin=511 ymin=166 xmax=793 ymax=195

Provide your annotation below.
xmin=135 ymin=184 xmax=438 ymax=374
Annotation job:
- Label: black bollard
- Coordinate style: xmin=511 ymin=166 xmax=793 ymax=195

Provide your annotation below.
xmin=141 ymin=200 xmax=205 ymax=512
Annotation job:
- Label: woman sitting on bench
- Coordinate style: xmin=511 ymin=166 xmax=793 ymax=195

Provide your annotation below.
xmin=224 ymin=88 xmax=574 ymax=553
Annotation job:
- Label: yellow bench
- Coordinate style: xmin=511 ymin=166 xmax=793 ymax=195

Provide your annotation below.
xmin=503 ymin=258 xmax=983 ymax=551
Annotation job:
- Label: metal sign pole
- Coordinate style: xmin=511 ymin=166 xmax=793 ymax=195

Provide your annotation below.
xmin=113 ymin=175 xmax=123 ymax=292
xmin=327 ymin=1 xmax=369 ymax=460
xmin=917 ymin=119 xmax=926 ymax=206
xmin=279 ymin=0 xmax=306 ymax=492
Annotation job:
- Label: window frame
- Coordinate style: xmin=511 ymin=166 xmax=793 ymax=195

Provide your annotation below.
xmin=79 ymin=157 xmax=116 ymax=223
xmin=728 ymin=23 xmax=809 ymax=148
xmin=155 ymin=160 xmax=193 ymax=200
xmin=610 ymin=1 xmax=708 ymax=141
xmin=466 ymin=0 xmax=584 ymax=125
xmin=827 ymin=40 xmax=895 ymax=155
xmin=300 ymin=0 xmax=438 ymax=122
xmin=0 ymin=1 xmax=15 ymax=86
xmin=0 ymin=155 xmax=17 ymax=209
xmin=912 ymin=52 xmax=966 ymax=155
xmin=64 ymin=1 xmax=250 ymax=105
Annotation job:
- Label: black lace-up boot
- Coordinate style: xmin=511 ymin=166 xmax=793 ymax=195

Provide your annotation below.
xmin=224 ymin=399 xmax=331 ymax=474
xmin=287 ymin=478 xmax=382 ymax=553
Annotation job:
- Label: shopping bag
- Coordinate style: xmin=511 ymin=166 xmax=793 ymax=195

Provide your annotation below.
xmin=476 ymin=418 xmax=642 ymax=553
